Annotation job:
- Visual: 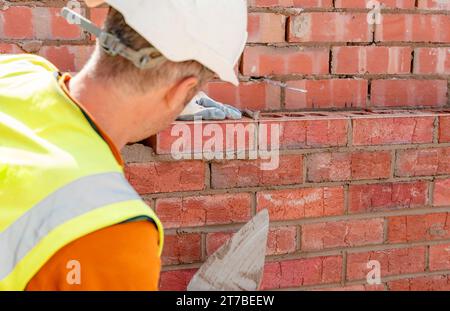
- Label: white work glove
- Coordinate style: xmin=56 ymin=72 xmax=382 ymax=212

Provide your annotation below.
xmin=177 ymin=92 xmax=242 ymax=121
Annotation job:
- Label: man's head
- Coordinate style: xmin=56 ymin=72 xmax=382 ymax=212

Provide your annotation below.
xmin=87 ymin=7 xmax=214 ymax=142
xmin=75 ymin=0 xmax=247 ymax=145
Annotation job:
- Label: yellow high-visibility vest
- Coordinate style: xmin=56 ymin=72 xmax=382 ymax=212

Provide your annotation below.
xmin=0 ymin=54 xmax=164 ymax=290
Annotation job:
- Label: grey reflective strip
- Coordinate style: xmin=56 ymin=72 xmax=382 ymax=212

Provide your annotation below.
xmin=0 ymin=172 xmax=141 ymax=280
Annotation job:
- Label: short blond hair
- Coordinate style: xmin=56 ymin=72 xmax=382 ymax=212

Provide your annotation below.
xmin=92 ymin=7 xmax=214 ymax=95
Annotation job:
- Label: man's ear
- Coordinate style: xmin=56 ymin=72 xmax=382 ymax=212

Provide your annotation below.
xmin=164 ymin=77 xmax=199 ymax=114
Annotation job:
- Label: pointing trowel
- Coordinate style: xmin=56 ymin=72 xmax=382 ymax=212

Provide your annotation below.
xmin=187 ymin=209 xmax=269 ymax=291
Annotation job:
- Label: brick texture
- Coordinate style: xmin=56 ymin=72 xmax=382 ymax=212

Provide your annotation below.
xmin=307 ymin=151 xmax=392 ymax=182
xmin=143 ymin=109 xmax=450 ymax=291
xmin=387 ymin=213 xmax=450 ymax=243
xmin=155 ymin=193 xmax=252 ymax=229
xmin=288 ymin=13 xmax=372 ymax=43
xmin=388 ymin=275 xmax=450 ymax=291
xmin=346 ymin=247 xmax=426 ymax=281
xmin=242 ymin=46 xmax=329 ymax=76
xmin=257 ymin=186 xmax=345 ymax=220
xmin=248 ymin=12 xmax=286 ymax=43
xmin=1 ymin=3 xmax=447 ymax=110
xmin=433 ymin=179 xmax=450 ymax=206
xmin=211 ymin=155 xmax=303 ymax=189
xmin=352 ymin=116 xmax=435 ymax=145
xmin=440 ymin=116 xmax=450 ymax=143
xmin=395 ymin=147 xmax=450 ymax=177
xmin=332 ymin=46 xmax=412 ymax=74
xmin=301 ymin=218 xmax=384 ymax=251
xmin=285 ymin=79 xmax=368 ymax=109
xmin=206 ymin=226 xmax=298 ymax=256
xmin=371 ymin=80 xmax=448 ymax=108
xmin=261 ymin=256 xmax=342 ymax=289
xmin=125 ymin=161 xmax=205 ymax=194
xmin=375 ymin=14 xmax=450 ymax=43
xmin=349 ymin=181 xmax=429 ymax=213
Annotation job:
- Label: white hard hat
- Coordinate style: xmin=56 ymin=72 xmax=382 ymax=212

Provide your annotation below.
xmin=103 ymin=0 xmax=248 ymax=86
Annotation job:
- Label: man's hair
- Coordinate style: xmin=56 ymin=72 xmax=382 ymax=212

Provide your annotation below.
xmin=91 ymin=7 xmax=214 ymax=95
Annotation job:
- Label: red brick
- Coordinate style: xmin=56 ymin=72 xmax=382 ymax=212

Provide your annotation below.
xmin=290 ymin=118 xmax=349 ymax=148
xmin=90 ymin=7 xmax=109 ymax=28
xmin=387 ymin=213 xmax=450 ymax=243
xmin=149 ymin=119 xmax=257 ymax=155
xmin=204 ymin=81 xmax=281 ymax=111
xmin=348 ymin=151 xmax=392 ymax=180
xmin=352 ymin=116 xmax=435 ymax=145
xmin=285 ymin=79 xmax=368 ymax=109
xmin=39 ymin=45 xmax=94 ymax=72
xmin=346 ymin=247 xmax=426 ymax=281
xmin=439 ymin=116 xmax=450 ymax=143
xmin=291 ymin=118 xmax=348 ymax=148
xmin=162 ymin=234 xmax=202 ymax=265
xmin=288 ymin=13 xmax=372 ymax=43
xmin=433 ymin=179 xmax=450 ymax=206
xmin=349 ymin=182 xmax=428 ymax=214
xmin=257 ymin=187 xmax=345 ymax=221
xmin=260 ymin=117 xmax=349 ymax=149
xmin=248 ymin=12 xmax=286 ymax=43
xmin=417 ymin=0 xmax=450 ymax=11
xmin=125 ymin=161 xmax=205 ymax=194
xmin=375 ymin=14 xmax=450 ymax=43
xmin=388 ymin=275 xmax=450 ymax=291
xmin=1 ymin=7 xmax=33 ymax=39
xmin=29 ymin=7 xmax=84 ymax=40
xmin=332 ymin=46 xmax=412 ymax=74
xmin=335 ymin=0 xmax=415 ymax=8
xmin=307 ymin=151 xmax=392 ymax=182
xmin=211 ymin=155 xmax=303 ymax=189
xmin=206 ymin=226 xmax=297 ymax=256
xmin=430 ymin=243 xmax=450 ymax=271
xmin=49 ymin=8 xmax=84 ymax=40
xmin=414 ymin=48 xmax=450 ymax=74
xmin=155 ymin=193 xmax=252 ymax=229
xmin=248 ymin=0 xmax=332 ymax=7
xmin=159 ymin=269 xmax=197 ymax=291
xmin=317 ymin=284 xmax=385 ymax=291
xmin=261 ymin=256 xmax=342 ymax=289
xmin=395 ymin=147 xmax=450 ymax=177
xmin=371 ymin=80 xmax=447 ymax=107
xmin=242 ymin=46 xmax=329 ymax=76
xmin=0 ymin=43 xmax=21 ymax=54
xmin=308 ymin=152 xmax=352 ymax=182
xmin=301 ymin=219 xmax=384 ymax=251
xmin=266 ymin=227 xmax=298 ymax=255
xmin=39 ymin=46 xmax=74 ymax=72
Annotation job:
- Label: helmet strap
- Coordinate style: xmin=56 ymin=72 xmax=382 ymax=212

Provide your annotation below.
xmin=61 ymin=7 xmax=165 ymax=69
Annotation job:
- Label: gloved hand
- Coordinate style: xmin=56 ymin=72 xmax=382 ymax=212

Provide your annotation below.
xmin=177 ymin=92 xmax=242 ymax=121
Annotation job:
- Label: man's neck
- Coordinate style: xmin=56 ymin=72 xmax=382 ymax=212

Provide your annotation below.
xmin=67 ymin=70 xmax=131 ymax=150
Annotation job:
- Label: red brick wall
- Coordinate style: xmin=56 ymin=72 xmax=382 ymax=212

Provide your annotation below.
xmin=1 ymin=0 xmax=450 ymax=290
xmin=1 ymin=0 xmax=448 ymax=110
xmin=126 ymin=110 xmax=450 ymax=291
